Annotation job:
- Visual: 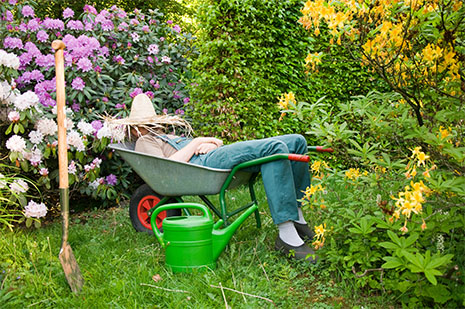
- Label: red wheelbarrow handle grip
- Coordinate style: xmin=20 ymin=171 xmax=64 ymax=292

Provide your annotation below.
xmin=288 ymin=154 xmax=310 ymax=162
xmin=316 ymin=146 xmax=334 ymax=153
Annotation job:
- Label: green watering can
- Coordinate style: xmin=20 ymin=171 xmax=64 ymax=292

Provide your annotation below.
xmin=151 ymin=203 xmax=258 ymax=273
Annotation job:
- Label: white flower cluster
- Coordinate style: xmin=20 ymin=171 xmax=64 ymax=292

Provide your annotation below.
xmin=84 ymin=157 xmax=102 ymax=172
xmin=67 ymin=130 xmax=85 ymax=151
xmin=24 ymin=200 xmax=47 ymax=218
xmin=96 ymin=123 xmax=112 ymax=139
xmin=89 ymin=177 xmax=104 ymax=190
xmin=36 ymin=118 xmax=58 ymax=136
xmin=13 ymin=91 xmax=39 ymax=111
xmin=6 ymin=135 xmax=26 ymax=152
xmin=23 ymin=148 xmax=43 ymax=166
xmin=9 ymin=179 xmax=29 ymax=194
xmin=104 ymin=122 xmax=125 ymax=142
xmin=0 ymin=49 xmax=20 ymax=69
xmin=77 ymin=120 xmax=95 ymax=135
xmin=0 ymin=80 xmax=19 ymax=104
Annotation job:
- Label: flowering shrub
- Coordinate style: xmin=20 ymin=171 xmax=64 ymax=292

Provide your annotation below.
xmin=0 ymin=164 xmax=45 ymax=229
xmin=0 ymin=1 xmax=195 ymax=220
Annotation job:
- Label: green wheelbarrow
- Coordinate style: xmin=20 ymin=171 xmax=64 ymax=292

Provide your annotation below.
xmin=109 ymin=142 xmax=333 ymax=234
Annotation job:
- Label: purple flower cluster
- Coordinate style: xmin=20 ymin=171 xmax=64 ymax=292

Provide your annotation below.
xmin=22 ymin=5 xmax=35 ymax=18
xmin=42 ymin=18 xmax=65 ymax=30
xmin=34 ymin=79 xmax=56 ymax=107
xmin=67 ymin=20 xmax=84 ymax=31
xmin=71 ymin=77 xmax=85 ymax=91
xmin=1 ymin=2 xmax=193 ymax=204
xmin=18 ymin=70 xmax=44 ymax=84
xmin=63 ymin=8 xmax=74 ymax=19
xmin=3 ymin=37 xmax=23 ymax=49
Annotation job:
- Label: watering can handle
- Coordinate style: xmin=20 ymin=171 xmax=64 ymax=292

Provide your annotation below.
xmin=151 ymin=203 xmax=212 ymax=248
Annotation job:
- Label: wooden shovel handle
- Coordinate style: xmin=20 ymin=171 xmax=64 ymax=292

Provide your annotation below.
xmin=53 ymin=40 xmax=68 ymax=189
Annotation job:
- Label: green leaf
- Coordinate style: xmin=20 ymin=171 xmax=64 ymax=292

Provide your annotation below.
xmin=381 ymin=256 xmax=403 ymax=268
xmin=424 ymin=269 xmax=438 ymax=285
xmin=379 ymin=241 xmax=399 ymax=250
xmin=5 ymin=123 xmax=13 ymax=135
xmin=387 ymin=230 xmax=402 ymax=246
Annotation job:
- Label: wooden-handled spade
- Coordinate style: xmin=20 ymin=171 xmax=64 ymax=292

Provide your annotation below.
xmin=52 ymin=40 xmax=84 ymax=293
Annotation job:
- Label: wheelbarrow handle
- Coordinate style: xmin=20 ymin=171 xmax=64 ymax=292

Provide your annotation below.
xmin=308 ymin=146 xmax=334 ymax=153
xmin=287 ymin=154 xmax=310 ymax=162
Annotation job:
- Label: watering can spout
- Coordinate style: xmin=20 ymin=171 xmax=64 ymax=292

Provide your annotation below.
xmin=212 ymin=204 xmax=258 ymax=261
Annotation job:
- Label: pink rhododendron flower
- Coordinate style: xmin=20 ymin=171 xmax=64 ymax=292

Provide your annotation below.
xmin=67 ymin=20 xmax=84 ymax=30
xmin=77 ymin=57 xmax=92 ymax=72
xmin=161 ymin=56 xmax=171 ymax=64
xmin=148 ymin=44 xmax=159 ymax=55
xmin=68 ymin=161 xmax=77 ymax=174
xmin=27 ymin=19 xmax=40 ymax=31
xmin=63 ymin=8 xmax=74 ymax=18
xmin=84 ymin=5 xmax=98 ymax=15
xmin=71 ymin=77 xmax=85 ymax=91
xmin=130 ymin=88 xmax=143 ymax=98
xmin=36 ymin=30 xmax=49 ymax=42
xmin=22 ymin=5 xmax=35 ymax=18
xmin=8 ymin=110 xmax=20 ymax=122
xmin=173 ymin=25 xmax=181 ymax=33
xmin=35 ymin=54 xmax=55 ymax=68
xmin=39 ymin=168 xmax=49 ymax=176
xmin=131 ymin=32 xmax=140 ymax=42
xmin=42 ymin=18 xmax=64 ymax=30
xmin=3 ymin=37 xmax=23 ymax=50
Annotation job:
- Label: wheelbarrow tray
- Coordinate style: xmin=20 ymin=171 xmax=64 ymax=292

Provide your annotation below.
xmin=109 ymin=143 xmax=252 ymax=196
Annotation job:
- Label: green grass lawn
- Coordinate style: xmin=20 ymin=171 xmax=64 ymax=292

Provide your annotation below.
xmin=0 ymin=185 xmax=390 ymax=308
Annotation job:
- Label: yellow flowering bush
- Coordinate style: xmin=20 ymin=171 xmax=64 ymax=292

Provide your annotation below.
xmin=282 ymin=1 xmax=465 ymax=304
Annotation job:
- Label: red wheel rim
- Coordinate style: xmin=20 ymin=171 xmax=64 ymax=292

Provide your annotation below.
xmin=137 ymin=195 xmax=167 ymax=230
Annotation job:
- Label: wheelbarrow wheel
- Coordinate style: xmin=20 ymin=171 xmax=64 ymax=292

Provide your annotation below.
xmin=129 ymin=184 xmax=180 ymax=234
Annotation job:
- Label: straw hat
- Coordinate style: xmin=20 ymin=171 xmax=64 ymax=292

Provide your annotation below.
xmin=105 ymin=93 xmax=193 ymax=139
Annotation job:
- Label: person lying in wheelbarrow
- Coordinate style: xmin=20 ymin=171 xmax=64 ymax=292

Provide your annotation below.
xmin=108 ymin=93 xmax=318 ymax=263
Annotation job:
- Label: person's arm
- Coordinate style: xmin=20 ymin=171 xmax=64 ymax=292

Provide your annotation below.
xmin=168 ymin=137 xmax=223 ymax=162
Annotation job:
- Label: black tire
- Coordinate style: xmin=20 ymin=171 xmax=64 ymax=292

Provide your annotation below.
xmin=129 ymin=184 xmax=181 ymax=234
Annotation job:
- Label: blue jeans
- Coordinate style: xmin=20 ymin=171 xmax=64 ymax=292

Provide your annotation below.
xmin=189 ymin=134 xmax=310 ymax=224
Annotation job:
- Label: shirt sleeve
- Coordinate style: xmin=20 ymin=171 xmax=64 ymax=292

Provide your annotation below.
xmin=135 ymin=135 xmax=165 ymax=157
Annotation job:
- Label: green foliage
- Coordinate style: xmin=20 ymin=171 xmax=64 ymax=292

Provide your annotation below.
xmin=188 ymin=0 xmax=314 ymax=140
xmin=0 ymin=164 xmax=42 ymax=230
xmin=0 ymin=2 xmax=195 ymax=214
xmin=302 ymin=166 xmax=464 ymax=307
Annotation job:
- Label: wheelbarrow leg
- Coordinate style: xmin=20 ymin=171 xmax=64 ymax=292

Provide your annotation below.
xmin=248 ymin=174 xmax=261 ymax=228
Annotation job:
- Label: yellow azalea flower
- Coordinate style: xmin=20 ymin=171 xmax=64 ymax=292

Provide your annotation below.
xmin=411 ymin=146 xmax=421 ymax=158
xmin=421 ymin=219 xmax=427 ymax=231
xmin=314 ymin=223 xmax=326 ymax=238
xmin=438 ymin=126 xmax=451 ymax=139
xmin=400 ymin=224 xmax=408 ymax=234
xmin=401 ymin=200 xmax=413 ymax=218
xmin=278 ymin=92 xmax=296 ymax=110
xmin=417 ymin=151 xmax=430 ymax=166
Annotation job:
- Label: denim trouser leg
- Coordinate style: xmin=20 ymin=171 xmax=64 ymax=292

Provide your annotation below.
xmin=189 ymin=134 xmax=311 ymax=224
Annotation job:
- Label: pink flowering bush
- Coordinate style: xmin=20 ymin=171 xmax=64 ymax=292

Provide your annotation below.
xmin=0 ymin=1 xmax=195 ymax=217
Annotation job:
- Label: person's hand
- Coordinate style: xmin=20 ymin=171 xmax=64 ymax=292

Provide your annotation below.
xmin=195 ymin=142 xmax=218 ymax=155
xmin=195 ymin=137 xmax=223 ymax=147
